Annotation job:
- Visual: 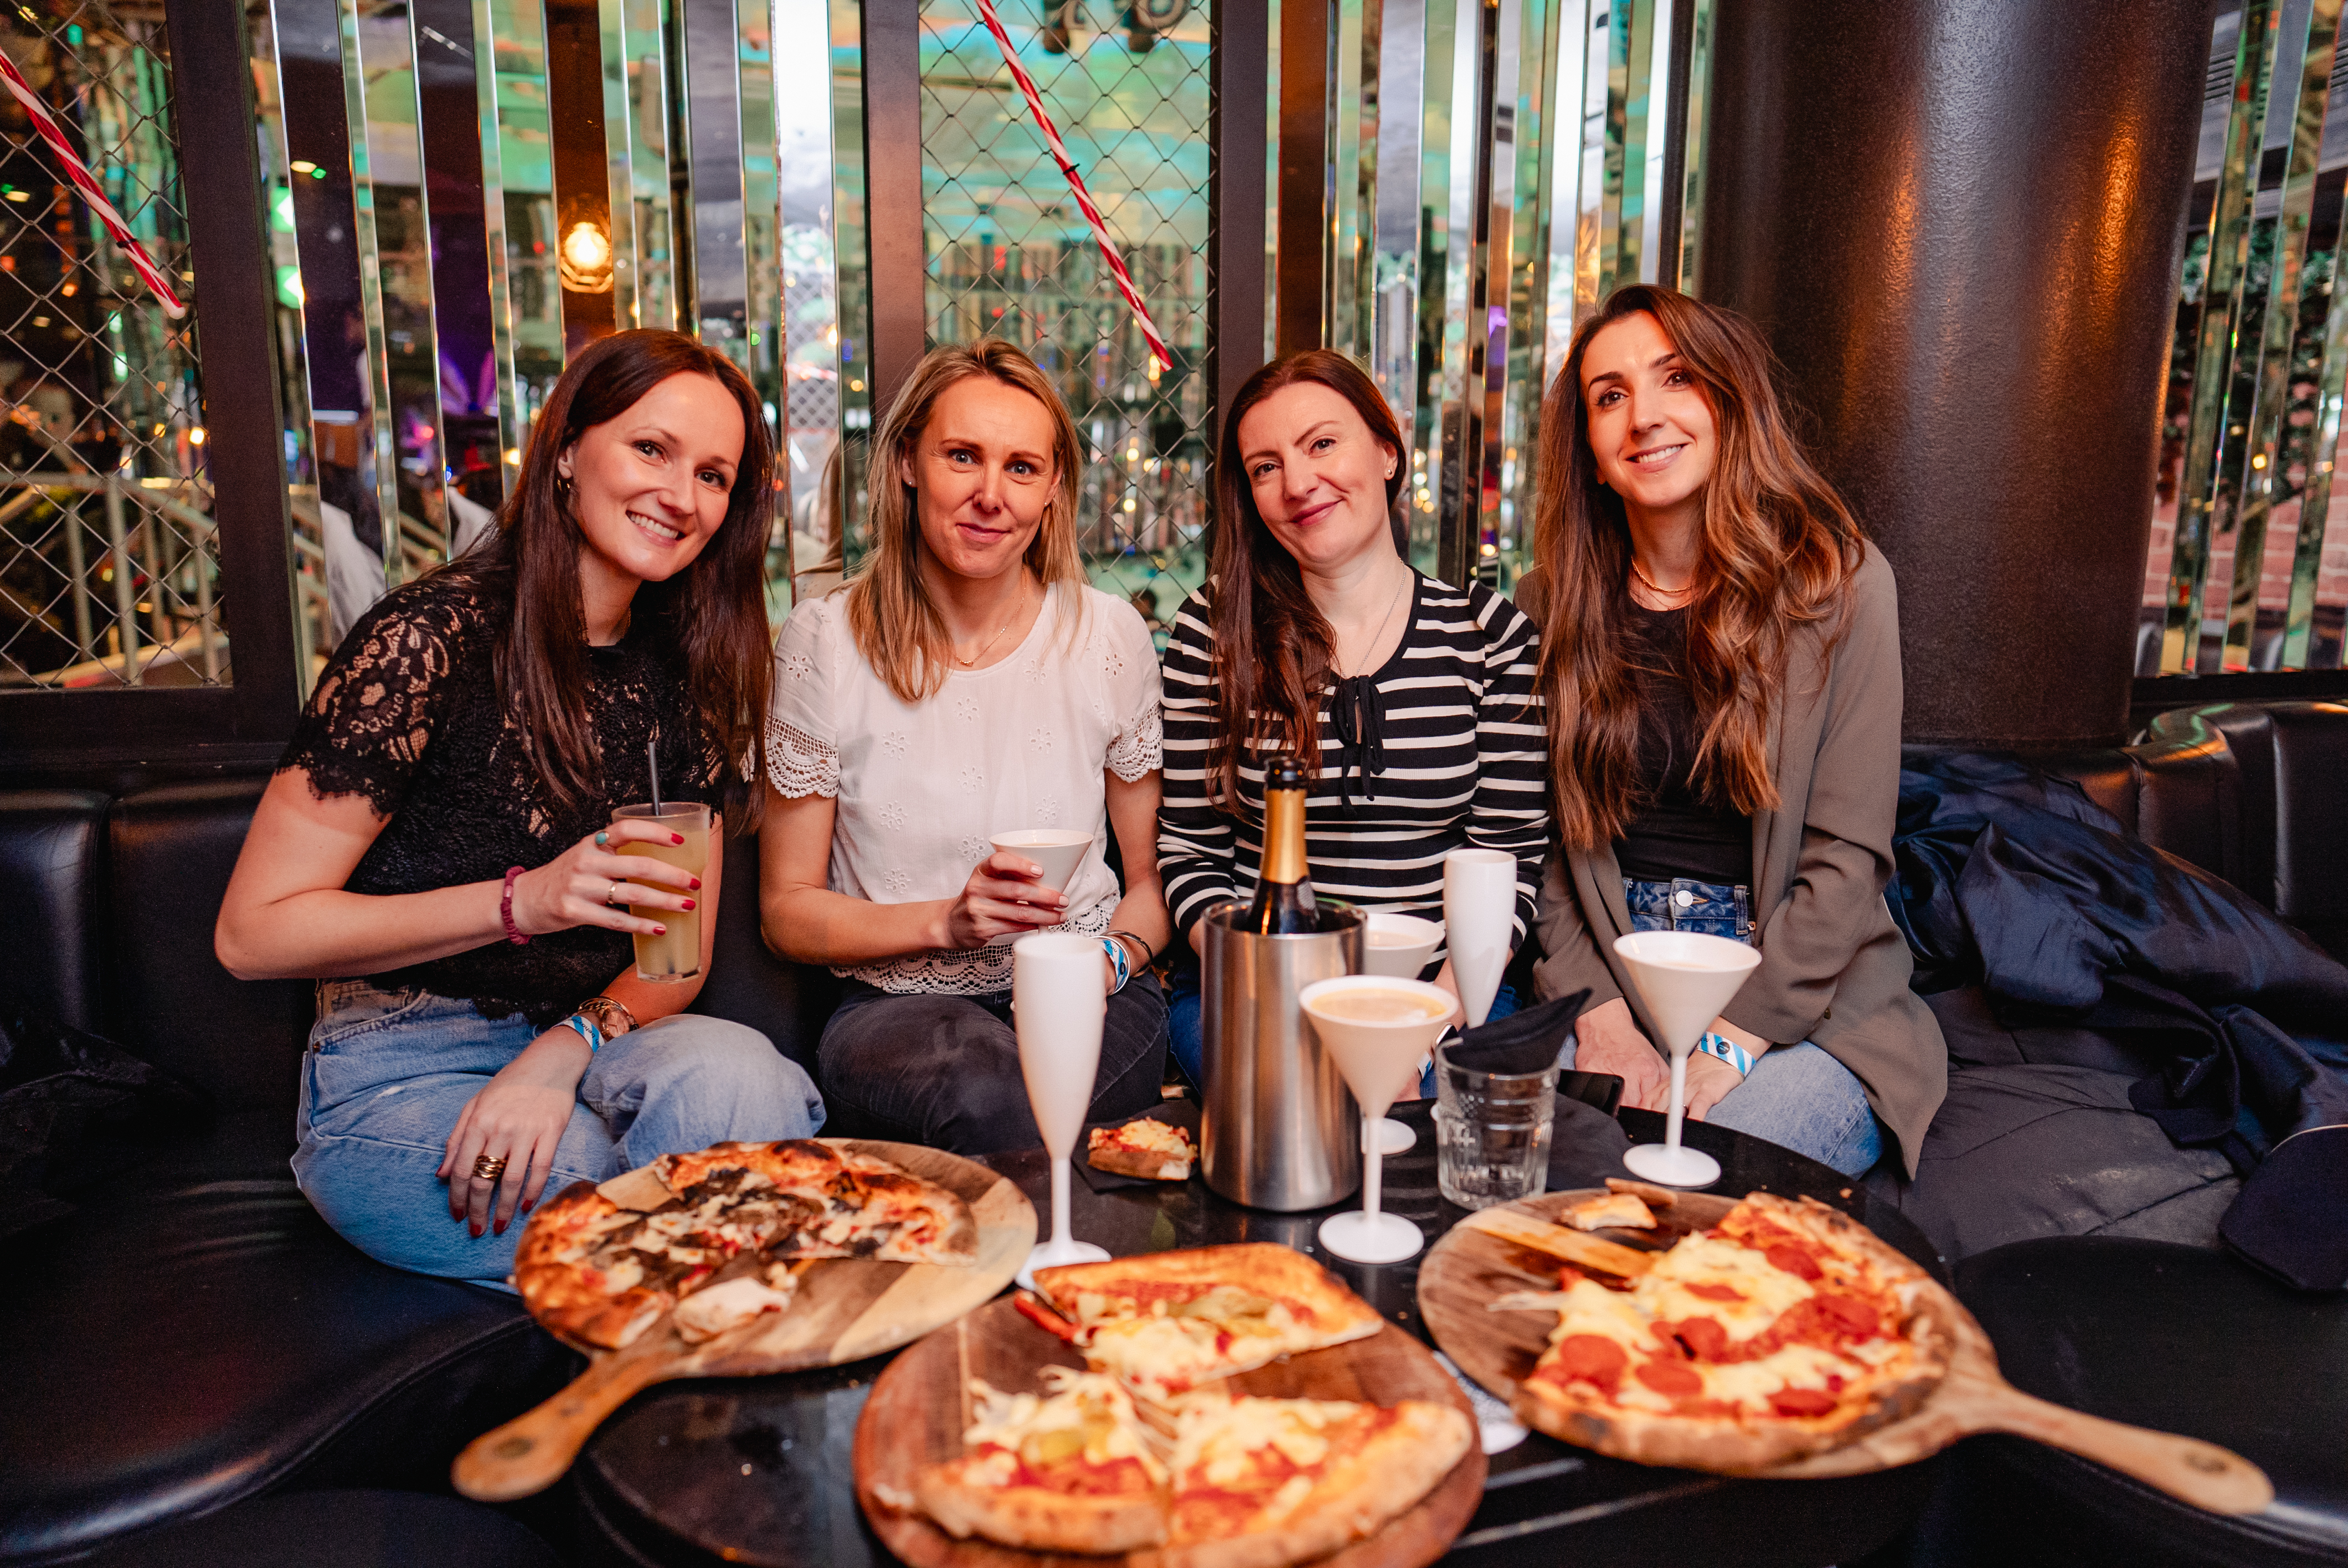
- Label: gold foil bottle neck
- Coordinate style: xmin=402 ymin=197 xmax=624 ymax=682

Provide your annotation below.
xmin=1261 ymin=761 xmax=1308 ymax=886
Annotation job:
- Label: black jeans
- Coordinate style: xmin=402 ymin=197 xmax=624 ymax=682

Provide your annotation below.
xmin=816 ymin=972 xmax=1168 ymax=1156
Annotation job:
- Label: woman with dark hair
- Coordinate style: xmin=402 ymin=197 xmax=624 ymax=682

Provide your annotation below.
xmin=1520 ymin=285 xmax=1944 ymax=1177
xmin=216 ymin=329 xmax=823 ymax=1282
xmin=1157 ymin=350 xmax=1549 ymax=1085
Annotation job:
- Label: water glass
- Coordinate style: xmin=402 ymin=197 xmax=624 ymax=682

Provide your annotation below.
xmin=1433 ymin=1045 xmax=1558 ymax=1208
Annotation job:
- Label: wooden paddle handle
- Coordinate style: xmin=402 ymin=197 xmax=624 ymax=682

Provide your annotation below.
xmin=452 ymin=1348 xmax=675 ymax=1502
xmin=1970 ymin=1380 xmax=2273 ymax=1516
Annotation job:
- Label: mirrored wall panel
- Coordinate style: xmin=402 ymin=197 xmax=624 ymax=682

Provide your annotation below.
xmin=2149 ymin=0 xmax=2348 ymax=673
xmin=0 ymin=2 xmax=222 ymax=689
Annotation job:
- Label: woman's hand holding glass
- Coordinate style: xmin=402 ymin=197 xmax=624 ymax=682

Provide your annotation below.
xmin=935 ymin=851 xmax=1071 ymax=951
xmin=1579 ymin=996 xmax=1761 ymax=1117
xmin=506 ymin=819 xmax=703 ymax=939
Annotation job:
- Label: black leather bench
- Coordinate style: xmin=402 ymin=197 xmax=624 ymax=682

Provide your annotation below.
xmin=1874 ymin=700 xmax=2348 ymax=1266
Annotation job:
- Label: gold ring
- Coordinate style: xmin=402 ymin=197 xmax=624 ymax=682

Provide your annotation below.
xmin=471 ymin=1154 xmax=509 ymax=1182
xmin=606 ymin=880 xmax=625 ymax=907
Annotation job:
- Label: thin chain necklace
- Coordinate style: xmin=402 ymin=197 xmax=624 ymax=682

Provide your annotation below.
xmin=954 ymin=577 xmax=1033 ymax=667
xmin=1336 ymin=567 xmax=1412 ymax=677
xmin=1630 ymin=555 xmax=1697 ymax=606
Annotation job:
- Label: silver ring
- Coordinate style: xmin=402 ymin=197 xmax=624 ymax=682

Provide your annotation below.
xmin=606 ymin=880 xmax=625 ymax=907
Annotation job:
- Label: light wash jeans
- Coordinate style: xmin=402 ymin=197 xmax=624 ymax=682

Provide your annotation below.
xmin=292 ymin=980 xmax=824 ymax=1284
xmin=1608 ymin=876 xmax=1887 ymax=1178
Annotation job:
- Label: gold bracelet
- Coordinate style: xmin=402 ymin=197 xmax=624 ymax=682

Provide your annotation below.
xmin=576 ymin=995 xmax=638 ymax=1039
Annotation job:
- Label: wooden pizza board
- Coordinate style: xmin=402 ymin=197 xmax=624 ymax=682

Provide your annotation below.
xmin=453 ymin=1138 xmax=1036 ymax=1503
xmin=1417 ymin=1188 xmax=2273 ymax=1517
xmin=853 ymin=1297 xmax=1490 ymax=1568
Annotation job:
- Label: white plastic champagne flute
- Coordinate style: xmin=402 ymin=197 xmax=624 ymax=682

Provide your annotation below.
xmin=1013 ymin=932 xmax=1113 ymax=1288
xmin=1302 ymin=976 xmax=1458 ymax=1264
xmin=1443 ymin=849 xmax=1516 ymax=1028
xmin=1610 ymin=930 xmax=1763 ymax=1188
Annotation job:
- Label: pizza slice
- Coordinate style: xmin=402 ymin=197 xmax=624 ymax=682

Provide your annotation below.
xmin=1562 ymin=1190 xmax=1657 ymax=1231
xmin=1155 ymin=1395 xmax=1474 ymax=1568
xmin=1030 ymin=1244 xmax=1384 ymax=1403
xmin=653 ymin=1138 xmax=980 ymax=1266
xmin=514 ymin=1183 xmax=705 ymax=1350
xmin=913 ymin=1369 xmax=1171 ymax=1554
xmin=1087 ymin=1116 xmax=1197 ymax=1180
xmin=1514 ymin=1193 xmax=1951 ymax=1470
xmin=671 ymin=1263 xmax=804 ymax=1345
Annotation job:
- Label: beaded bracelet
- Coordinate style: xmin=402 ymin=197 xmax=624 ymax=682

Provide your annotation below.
xmin=501 ymin=865 xmax=531 ymax=945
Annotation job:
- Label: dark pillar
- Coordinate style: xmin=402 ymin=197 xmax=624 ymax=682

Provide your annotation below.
xmin=1698 ymin=0 xmax=2215 ymax=747
xmin=1274 ymin=0 xmax=1332 ymax=357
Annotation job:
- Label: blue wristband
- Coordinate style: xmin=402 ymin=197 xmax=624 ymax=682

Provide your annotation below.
xmin=1100 ymin=936 xmax=1131 ymax=994
xmin=1695 ymin=1031 xmax=1753 ymax=1076
xmin=560 ymin=1013 xmax=604 ymax=1054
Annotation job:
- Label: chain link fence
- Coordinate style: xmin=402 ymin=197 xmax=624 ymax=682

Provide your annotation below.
xmin=1 ymin=0 xmax=222 ymax=688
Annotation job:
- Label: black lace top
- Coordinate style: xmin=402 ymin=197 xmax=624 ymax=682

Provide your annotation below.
xmin=280 ymin=572 xmax=730 ymax=1027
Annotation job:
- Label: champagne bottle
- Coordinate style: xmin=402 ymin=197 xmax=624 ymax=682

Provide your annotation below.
xmin=1243 ymin=755 xmax=1320 ymax=933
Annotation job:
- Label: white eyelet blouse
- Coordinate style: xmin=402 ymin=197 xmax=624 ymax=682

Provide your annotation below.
xmin=764 ymin=583 xmax=1164 ymax=994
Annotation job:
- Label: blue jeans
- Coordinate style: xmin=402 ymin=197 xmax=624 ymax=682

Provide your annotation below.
xmin=292 ymin=981 xmax=825 ymax=1284
xmin=1616 ymin=876 xmax=1885 ymax=1177
xmin=1167 ymin=968 xmax=1518 ymax=1093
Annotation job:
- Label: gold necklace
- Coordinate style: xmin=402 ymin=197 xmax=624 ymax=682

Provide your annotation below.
xmin=954 ymin=579 xmax=1033 ymax=667
xmin=1630 ymin=556 xmax=1697 ymax=605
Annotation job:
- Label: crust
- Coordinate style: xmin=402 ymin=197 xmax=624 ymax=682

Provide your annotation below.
xmin=1087 ymin=1142 xmax=1193 ymax=1181
xmin=852 ymin=1168 xmax=981 ymax=1265
xmin=512 ymin=1181 xmax=672 ymax=1350
xmin=1033 ymin=1244 xmax=1383 ymax=1344
xmin=1510 ymin=1194 xmax=1958 ymax=1473
xmin=1150 ymin=1402 xmax=1472 ymax=1568
xmin=913 ymin=1462 xmax=1169 ymax=1554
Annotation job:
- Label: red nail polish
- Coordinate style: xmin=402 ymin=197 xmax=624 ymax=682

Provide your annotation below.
xmin=682 ymin=899 xmax=696 ymax=910
xmin=656 ymin=925 xmax=668 ymax=935
xmin=494 ymin=1221 xmax=507 ymax=1235
xmin=689 ymin=876 xmax=702 ymax=890
xmin=672 ymin=832 xmax=684 ymax=844
xmin=471 ymin=1224 xmax=483 ymax=1238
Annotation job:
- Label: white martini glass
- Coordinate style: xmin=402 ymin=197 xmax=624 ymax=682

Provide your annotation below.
xmin=1302 ymin=976 xmax=1458 ymax=1264
xmin=1362 ymin=912 xmax=1444 ymax=1156
xmin=1012 ymin=932 xmax=1113 ymax=1288
xmin=1610 ymin=930 xmax=1762 ymax=1188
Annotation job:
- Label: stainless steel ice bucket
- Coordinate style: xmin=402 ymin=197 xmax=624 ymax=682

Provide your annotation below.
xmin=1199 ymin=902 xmax=1364 ymax=1210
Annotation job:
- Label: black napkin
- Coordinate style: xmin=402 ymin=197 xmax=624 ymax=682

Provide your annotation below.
xmin=1443 ymin=990 xmax=1587 ymax=1077
xmin=1076 ymin=1095 xmax=1203 ymax=1192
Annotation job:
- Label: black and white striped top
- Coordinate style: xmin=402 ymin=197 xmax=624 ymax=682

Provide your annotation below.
xmin=1157 ymin=572 xmax=1549 ymax=962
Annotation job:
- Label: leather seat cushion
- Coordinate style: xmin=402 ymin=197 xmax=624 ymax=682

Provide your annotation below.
xmin=0 ymin=1110 xmax=575 ymax=1566
xmin=72 ymin=1489 xmax=563 ymax=1568
xmin=1949 ymin=1238 xmax=2348 ymax=1567
xmin=106 ymin=781 xmax=312 ymax=1116
xmin=0 ymin=790 xmax=110 ymax=1034
xmin=689 ymin=830 xmax=838 ymax=1072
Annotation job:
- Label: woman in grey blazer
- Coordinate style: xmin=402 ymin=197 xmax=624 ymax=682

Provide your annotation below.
xmin=1517 ymin=285 xmax=1944 ymax=1178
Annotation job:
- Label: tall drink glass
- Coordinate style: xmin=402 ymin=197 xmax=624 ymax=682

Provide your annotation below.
xmin=1443 ymin=849 xmax=1516 ymax=1027
xmin=1013 ymin=931 xmax=1112 ymax=1288
xmin=611 ymin=802 xmax=711 ymax=982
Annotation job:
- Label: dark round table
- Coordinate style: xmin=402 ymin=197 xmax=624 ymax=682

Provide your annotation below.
xmin=575 ymin=1100 xmax=1947 ymax=1568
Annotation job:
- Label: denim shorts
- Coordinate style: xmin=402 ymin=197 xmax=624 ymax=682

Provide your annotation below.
xmin=1624 ymin=876 xmax=1753 ymax=942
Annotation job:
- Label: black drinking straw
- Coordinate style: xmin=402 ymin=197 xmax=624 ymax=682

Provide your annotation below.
xmin=647 ymin=736 xmax=662 ymax=816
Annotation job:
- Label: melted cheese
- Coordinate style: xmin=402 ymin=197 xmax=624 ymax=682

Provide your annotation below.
xmin=1637 ymin=1235 xmax=1816 ymax=1340
xmin=1172 ymin=1397 xmax=1352 ymax=1493
xmin=962 ymin=1370 xmax=1166 ymax=1481
xmin=671 ymin=1275 xmax=796 ymax=1343
xmin=1077 ymin=1294 xmax=1315 ymax=1394
xmin=1101 ymin=1118 xmax=1194 ymax=1157
xmin=1696 ymin=1342 xmax=1857 ymax=1411
xmin=1548 ymin=1276 xmax=1651 ymax=1351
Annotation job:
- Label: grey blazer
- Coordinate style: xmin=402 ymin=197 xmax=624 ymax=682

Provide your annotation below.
xmin=1521 ymin=543 xmax=1947 ymax=1175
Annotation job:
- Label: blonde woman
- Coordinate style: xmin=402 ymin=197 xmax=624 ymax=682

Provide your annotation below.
xmin=759 ymin=340 xmax=1171 ymax=1154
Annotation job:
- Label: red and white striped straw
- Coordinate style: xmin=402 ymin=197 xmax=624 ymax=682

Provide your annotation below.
xmin=969 ymin=0 xmax=1172 ymax=372
xmin=0 ymin=50 xmax=187 ymax=319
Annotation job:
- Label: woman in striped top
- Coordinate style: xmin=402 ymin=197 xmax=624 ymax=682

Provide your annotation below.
xmin=1156 ymin=350 xmax=1549 ymax=1086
